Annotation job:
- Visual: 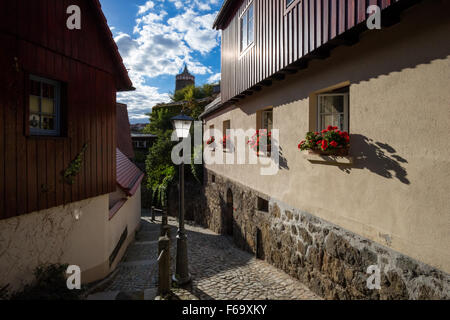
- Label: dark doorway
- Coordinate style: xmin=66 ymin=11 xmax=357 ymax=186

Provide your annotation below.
xmin=225 ymin=189 xmax=233 ymax=236
xmin=256 ymin=228 xmax=265 ymax=260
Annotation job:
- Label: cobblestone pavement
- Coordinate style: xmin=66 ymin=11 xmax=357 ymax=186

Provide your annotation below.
xmin=88 ymin=210 xmax=319 ymax=300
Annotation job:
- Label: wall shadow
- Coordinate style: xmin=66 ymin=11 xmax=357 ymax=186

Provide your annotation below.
xmin=344 ymin=134 xmax=410 ymax=185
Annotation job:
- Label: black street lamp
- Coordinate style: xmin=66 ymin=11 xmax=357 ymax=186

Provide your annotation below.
xmin=171 ymin=111 xmax=194 ymax=285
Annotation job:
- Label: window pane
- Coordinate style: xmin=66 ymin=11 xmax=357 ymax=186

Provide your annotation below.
xmin=41 ymin=116 xmax=55 ymax=130
xmin=248 ymin=6 xmax=254 ymax=44
xmin=30 ymin=95 xmax=40 ymax=113
xmin=241 ymin=14 xmax=247 ymax=51
xmin=41 ymin=98 xmax=55 ymax=114
xmin=321 ymin=115 xmax=334 ymax=130
xmin=286 ymin=0 xmax=295 ymax=8
xmin=320 ymin=95 xmax=344 ymax=114
xmin=262 ymin=111 xmax=273 ymax=131
xmin=29 ymin=114 xmax=40 ymax=129
xmin=30 ymin=80 xmax=41 ymax=96
xmin=337 ymin=114 xmax=345 ymax=131
xmin=42 ymin=83 xmax=54 ymax=98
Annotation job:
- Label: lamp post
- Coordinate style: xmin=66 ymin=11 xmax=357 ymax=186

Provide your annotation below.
xmin=171 ymin=111 xmax=194 ymax=285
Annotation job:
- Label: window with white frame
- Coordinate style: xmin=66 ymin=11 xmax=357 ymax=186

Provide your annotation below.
xmin=240 ymin=2 xmax=254 ymax=52
xmin=29 ymin=75 xmax=61 ymax=136
xmin=317 ymin=90 xmax=349 ymax=132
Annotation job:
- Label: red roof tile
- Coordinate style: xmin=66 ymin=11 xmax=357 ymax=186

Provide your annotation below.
xmin=116 ymin=103 xmax=135 ymax=159
xmin=116 ymin=148 xmax=144 ymax=197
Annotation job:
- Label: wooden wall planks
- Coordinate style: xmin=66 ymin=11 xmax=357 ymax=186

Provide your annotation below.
xmin=220 ymin=0 xmax=400 ymax=102
xmin=0 ymin=0 xmax=119 ymax=220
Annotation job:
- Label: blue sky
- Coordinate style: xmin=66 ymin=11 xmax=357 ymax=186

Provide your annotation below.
xmin=99 ymin=0 xmax=223 ymax=123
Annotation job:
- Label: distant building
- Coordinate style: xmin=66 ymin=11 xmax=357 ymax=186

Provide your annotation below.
xmin=175 ymin=65 xmax=195 ymax=92
xmin=130 ymin=123 xmax=148 ymax=133
xmin=132 ymin=133 xmax=157 ymax=151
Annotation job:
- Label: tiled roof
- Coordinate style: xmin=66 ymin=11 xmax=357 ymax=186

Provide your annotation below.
xmin=199 ymin=95 xmax=223 ymax=119
xmin=116 ymin=103 xmax=135 ymax=159
xmin=116 ymin=148 xmax=144 ymax=197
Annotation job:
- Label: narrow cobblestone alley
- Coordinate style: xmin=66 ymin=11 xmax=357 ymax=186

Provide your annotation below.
xmin=87 ymin=210 xmax=319 ymax=300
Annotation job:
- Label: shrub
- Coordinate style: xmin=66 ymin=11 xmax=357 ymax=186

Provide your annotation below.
xmin=10 ymin=264 xmax=82 ymax=300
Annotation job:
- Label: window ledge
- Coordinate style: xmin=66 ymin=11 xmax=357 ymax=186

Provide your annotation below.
xmin=109 ymin=198 xmax=127 ymax=220
xmin=303 ymin=151 xmax=353 ymax=166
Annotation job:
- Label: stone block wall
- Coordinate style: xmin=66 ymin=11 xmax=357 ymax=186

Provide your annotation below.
xmin=199 ymin=169 xmax=450 ymax=300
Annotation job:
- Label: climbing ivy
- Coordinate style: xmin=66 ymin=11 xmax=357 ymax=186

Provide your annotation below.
xmin=63 ymin=143 xmax=88 ymax=185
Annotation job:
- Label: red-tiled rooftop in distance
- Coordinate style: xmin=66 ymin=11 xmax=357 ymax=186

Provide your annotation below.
xmin=116 ymin=148 xmax=144 ymax=197
xmin=116 ymin=103 xmax=134 ymax=159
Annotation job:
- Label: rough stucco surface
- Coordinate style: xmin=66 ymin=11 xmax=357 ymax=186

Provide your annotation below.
xmin=201 ymin=170 xmax=450 ymax=300
xmin=0 ymin=196 xmax=107 ymax=291
xmin=0 ymin=188 xmax=142 ymax=292
xmin=203 ymin=0 xmax=450 ymax=276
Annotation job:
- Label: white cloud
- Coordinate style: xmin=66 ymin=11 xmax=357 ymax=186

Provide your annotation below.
xmin=208 ymin=73 xmax=221 ymax=83
xmin=114 ymin=1 xmax=221 ymax=122
xmin=137 ymin=1 xmax=155 ymax=15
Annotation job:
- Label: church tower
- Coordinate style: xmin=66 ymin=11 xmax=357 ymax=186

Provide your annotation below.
xmin=175 ymin=65 xmax=195 ymax=92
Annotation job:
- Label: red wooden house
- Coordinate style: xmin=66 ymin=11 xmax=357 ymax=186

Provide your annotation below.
xmin=0 ymin=0 xmax=143 ymax=290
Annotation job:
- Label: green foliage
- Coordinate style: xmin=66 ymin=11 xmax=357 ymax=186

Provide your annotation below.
xmin=171 ymin=84 xmax=213 ymax=102
xmin=145 ymin=131 xmax=177 ymax=207
xmin=63 ymin=143 xmax=88 ymax=185
xmin=190 ymin=143 xmax=203 ymax=184
xmin=133 ymin=150 xmax=147 ymax=164
xmin=144 ymin=107 xmax=181 ymax=136
xmin=145 ymin=83 xmax=216 ymax=208
xmin=10 ymin=264 xmax=82 ymax=300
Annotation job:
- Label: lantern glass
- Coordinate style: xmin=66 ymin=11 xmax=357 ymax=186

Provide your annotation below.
xmin=173 ymin=119 xmax=192 ymax=139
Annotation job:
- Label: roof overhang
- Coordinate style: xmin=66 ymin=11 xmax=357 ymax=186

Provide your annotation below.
xmin=90 ymin=0 xmax=134 ymax=91
xmin=213 ymin=0 xmax=243 ymax=30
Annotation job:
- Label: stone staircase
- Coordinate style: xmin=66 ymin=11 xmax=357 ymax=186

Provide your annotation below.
xmin=86 ymin=213 xmax=176 ymax=300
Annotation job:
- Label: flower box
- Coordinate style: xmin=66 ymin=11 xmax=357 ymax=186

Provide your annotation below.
xmin=298 ymin=126 xmax=350 ymax=156
xmin=307 ymin=146 xmax=349 ymax=157
xmin=248 ymin=129 xmax=271 ymax=157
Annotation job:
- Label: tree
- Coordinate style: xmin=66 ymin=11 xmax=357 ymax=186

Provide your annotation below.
xmin=145 ymin=84 xmax=216 ymax=207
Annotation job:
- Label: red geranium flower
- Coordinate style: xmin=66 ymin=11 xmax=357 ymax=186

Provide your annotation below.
xmin=327 ymin=125 xmax=333 ymax=131
xmin=330 ymin=141 xmax=338 ymax=147
xmin=321 ymin=140 xmax=328 ymax=151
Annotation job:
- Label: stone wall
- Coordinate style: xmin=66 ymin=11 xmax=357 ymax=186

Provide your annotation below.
xmin=199 ymin=169 xmax=450 ymax=300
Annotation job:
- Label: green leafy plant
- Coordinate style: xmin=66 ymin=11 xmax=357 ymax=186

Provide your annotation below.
xmin=63 ymin=143 xmax=88 ymax=185
xmin=144 ymin=83 xmax=215 ymax=208
xmin=10 ymin=264 xmax=82 ymax=300
xmin=170 ymin=84 xmax=213 ymax=103
xmin=298 ymin=126 xmax=350 ymax=155
xmin=190 ymin=144 xmax=203 ymax=184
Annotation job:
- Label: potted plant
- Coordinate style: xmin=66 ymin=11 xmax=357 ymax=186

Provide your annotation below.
xmin=221 ymin=134 xmax=231 ymax=150
xmin=206 ymin=136 xmax=215 ymax=146
xmin=298 ymin=126 xmax=349 ymax=156
xmin=248 ymin=129 xmax=271 ymax=157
